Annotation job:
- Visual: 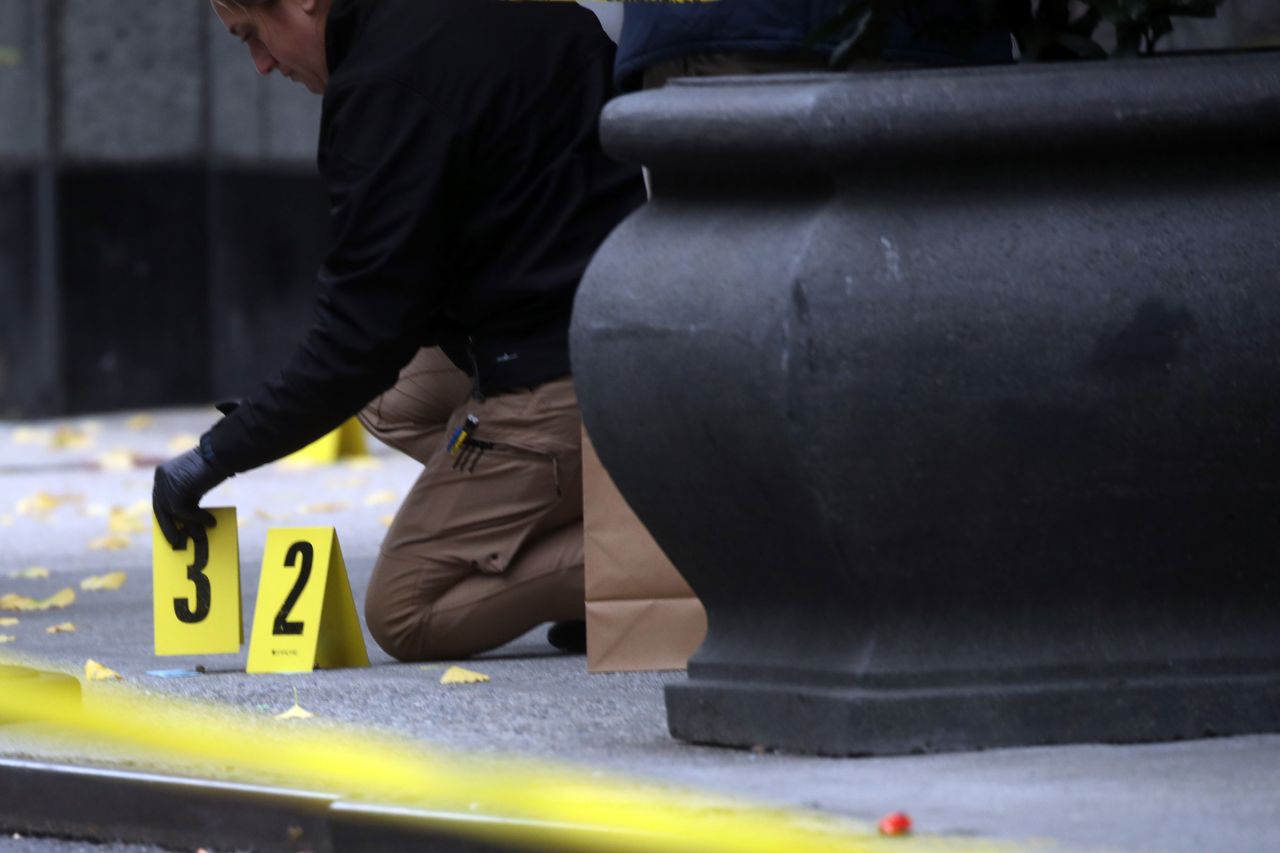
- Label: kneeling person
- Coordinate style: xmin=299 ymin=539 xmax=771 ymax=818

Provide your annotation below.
xmin=152 ymin=0 xmax=645 ymax=661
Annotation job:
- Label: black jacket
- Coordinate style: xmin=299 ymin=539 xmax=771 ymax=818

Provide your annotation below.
xmin=206 ymin=0 xmax=645 ymax=474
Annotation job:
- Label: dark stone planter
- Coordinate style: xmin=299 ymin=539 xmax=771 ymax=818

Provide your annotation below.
xmin=571 ymin=51 xmax=1280 ymax=756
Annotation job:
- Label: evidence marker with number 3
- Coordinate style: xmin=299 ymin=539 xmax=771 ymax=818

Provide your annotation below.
xmin=246 ymin=527 xmax=368 ymax=674
xmin=152 ymin=508 xmax=243 ymax=656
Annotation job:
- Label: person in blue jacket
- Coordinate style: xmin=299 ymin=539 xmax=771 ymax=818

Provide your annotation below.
xmin=616 ymin=0 xmax=1021 ymax=91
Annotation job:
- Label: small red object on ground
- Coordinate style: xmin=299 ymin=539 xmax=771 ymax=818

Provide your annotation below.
xmin=878 ymin=811 xmax=913 ymax=836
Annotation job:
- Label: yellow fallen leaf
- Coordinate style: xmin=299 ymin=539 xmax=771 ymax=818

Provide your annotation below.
xmin=167 ymin=433 xmax=200 ymax=453
xmin=50 ymin=425 xmax=93 ymax=450
xmin=85 ymin=659 xmax=122 ymax=681
xmin=297 ymin=502 xmax=349 ymax=515
xmin=90 ymin=534 xmax=131 ymax=551
xmin=345 ymin=457 xmax=382 ymax=471
xmin=108 ymin=506 xmax=147 ymax=535
xmin=275 ymin=704 xmax=315 ymax=720
xmin=275 ymin=686 xmax=314 ymax=719
xmin=364 ymin=490 xmax=398 ymax=506
xmin=254 ymin=509 xmax=281 ymax=522
xmin=40 ymin=588 xmax=75 ymax=610
xmin=17 ymin=492 xmax=58 ymax=515
xmin=126 ymin=414 xmax=155 ymax=431
xmin=380 ymin=514 xmax=395 ymax=528
xmin=0 ymin=593 xmax=37 ymax=611
xmin=97 ymin=449 xmax=136 ymax=471
xmin=440 ymin=666 xmax=489 ymax=685
xmin=17 ymin=492 xmax=81 ymax=518
xmin=1 ymin=588 xmax=73 ymax=612
xmin=325 ymin=475 xmax=369 ymax=490
xmin=0 ymin=635 xmax=15 ymax=644
xmin=11 ymin=427 xmax=50 ymax=446
xmin=80 ymin=572 xmax=127 ymax=592
xmin=0 ymin=617 xmax=18 ymax=627
xmin=9 ymin=567 xmax=50 ymax=580
xmin=46 ymin=622 xmax=76 ymax=634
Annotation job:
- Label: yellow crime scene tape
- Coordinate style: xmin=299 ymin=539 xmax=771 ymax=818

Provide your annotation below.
xmin=0 ymin=655 xmax=1018 ymax=853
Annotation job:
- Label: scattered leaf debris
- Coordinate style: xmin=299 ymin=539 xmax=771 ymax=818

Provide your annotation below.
xmin=81 ymin=572 xmax=127 ymax=592
xmin=126 ymin=414 xmax=156 ymax=431
xmin=8 ymin=567 xmax=50 ymax=580
xmin=440 ymin=666 xmax=490 ymax=685
xmin=275 ymin=687 xmax=315 ymax=720
xmin=85 ymin=659 xmax=122 ymax=681
xmin=89 ymin=534 xmax=132 ymax=551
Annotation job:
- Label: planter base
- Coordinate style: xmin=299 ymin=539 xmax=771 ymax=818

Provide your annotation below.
xmin=576 ymin=52 xmax=1280 ymax=757
xmin=667 ymin=670 xmax=1280 ymax=757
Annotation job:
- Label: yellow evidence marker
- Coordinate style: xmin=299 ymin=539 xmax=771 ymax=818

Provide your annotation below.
xmin=284 ymin=418 xmax=368 ymax=466
xmin=246 ymin=528 xmax=369 ymax=674
xmin=152 ymin=508 xmax=243 ymax=656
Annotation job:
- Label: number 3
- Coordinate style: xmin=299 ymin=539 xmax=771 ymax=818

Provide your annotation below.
xmin=273 ymin=542 xmax=313 ymax=636
xmin=173 ymin=534 xmax=211 ymax=624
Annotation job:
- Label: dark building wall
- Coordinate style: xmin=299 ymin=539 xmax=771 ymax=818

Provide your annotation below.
xmin=0 ymin=0 xmax=325 ymax=418
xmin=57 ymin=167 xmax=211 ymax=411
xmin=208 ymin=169 xmax=330 ymax=402
xmin=0 ymin=169 xmax=43 ymax=417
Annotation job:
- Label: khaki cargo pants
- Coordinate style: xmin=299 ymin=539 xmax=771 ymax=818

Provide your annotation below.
xmin=358 ymin=348 xmax=585 ymax=661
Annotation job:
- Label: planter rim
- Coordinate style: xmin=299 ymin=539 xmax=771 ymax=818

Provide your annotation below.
xmin=601 ymin=50 xmax=1280 ymax=174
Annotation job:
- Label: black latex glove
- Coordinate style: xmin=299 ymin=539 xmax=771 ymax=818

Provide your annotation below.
xmin=153 ymin=447 xmax=227 ymax=550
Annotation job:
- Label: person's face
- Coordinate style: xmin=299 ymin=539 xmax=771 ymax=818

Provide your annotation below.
xmin=213 ymin=0 xmax=329 ymax=95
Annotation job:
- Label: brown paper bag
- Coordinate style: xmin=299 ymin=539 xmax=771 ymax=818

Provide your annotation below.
xmin=582 ymin=431 xmax=707 ymax=672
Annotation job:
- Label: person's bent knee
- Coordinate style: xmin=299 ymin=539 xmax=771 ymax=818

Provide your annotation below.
xmin=364 ymin=595 xmax=421 ymax=662
xmin=362 ymin=568 xmax=442 ymax=662
xmin=364 ymin=569 xmax=478 ymax=662
xmin=365 ymin=603 xmax=483 ymax=662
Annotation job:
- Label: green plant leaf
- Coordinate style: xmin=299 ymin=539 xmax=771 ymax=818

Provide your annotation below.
xmin=1114 ymin=22 xmax=1144 ymax=56
xmin=807 ymin=0 xmax=869 ymax=47
xmin=1053 ymin=32 xmax=1110 ymax=59
xmin=1089 ymin=0 xmax=1128 ymax=26
xmin=1166 ymin=0 xmax=1225 ymax=17
xmin=1068 ymin=6 xmax=1104 ymax=37
xmin=830 ymin=6 xmax=876 ymax=68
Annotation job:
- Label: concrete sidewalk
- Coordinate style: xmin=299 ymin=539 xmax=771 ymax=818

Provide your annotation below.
xmin=1 ymin=410 xmax=1277 ymax=853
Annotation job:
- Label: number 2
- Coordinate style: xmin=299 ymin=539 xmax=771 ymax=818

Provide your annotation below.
xmin=273 ymin=542 xmax=313 ymax=636
xmin=173 ymin=534 xmax=211 ymax=624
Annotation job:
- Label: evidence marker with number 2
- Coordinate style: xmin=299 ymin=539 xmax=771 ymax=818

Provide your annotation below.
xmin=246 ymin=528 xmax=369 ymax=674
xmin=152 ymin=508 xmax=243 ymax=656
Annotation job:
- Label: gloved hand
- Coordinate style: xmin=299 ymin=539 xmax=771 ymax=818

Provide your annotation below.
xmin=153 ymin=446 xmax=228 ymax=550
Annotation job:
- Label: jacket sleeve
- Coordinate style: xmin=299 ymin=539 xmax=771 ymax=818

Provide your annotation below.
xmin=205 ymin=79 xmax=466 ymax=473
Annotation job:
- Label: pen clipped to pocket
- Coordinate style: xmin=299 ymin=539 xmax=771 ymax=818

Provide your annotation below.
xmin=448 ymin=415 xmax=494 ymax=472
